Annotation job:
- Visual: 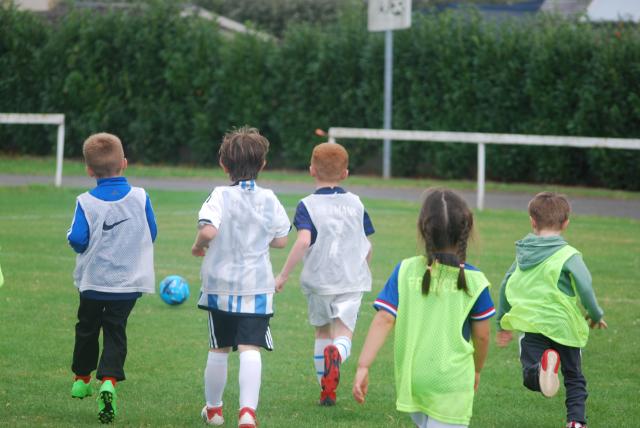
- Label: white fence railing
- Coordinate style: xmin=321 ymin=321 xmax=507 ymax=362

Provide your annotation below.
xmin=0 ymin=113 xmax=66 ymax=187
xmin=327 ymin=127 xmax=640 ymax=210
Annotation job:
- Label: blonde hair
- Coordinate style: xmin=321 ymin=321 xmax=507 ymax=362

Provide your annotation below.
xmin=528 ymin=192 xmax=571 ymax=230
xmin=82 ymin=133 xmax=125 ymax=178
xmin=218 ymin=126 xmax=269 ymax=182
xmin=311 ymin=143 xmax=348 ymax=182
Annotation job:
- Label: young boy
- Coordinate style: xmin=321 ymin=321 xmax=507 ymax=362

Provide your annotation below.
xmin=67 ymin=133 xmax=157 ymax=424
xmin=193 ymin=126 xmax=290 ymax=427
xmin=275 ymin=142 xmax=374 ymax=406
xmin=496 ymin=192 xmax=607 ymax=428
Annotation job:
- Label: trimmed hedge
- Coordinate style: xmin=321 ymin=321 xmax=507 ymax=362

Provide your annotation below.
xmin=1 ymin=4 xmax=639 ymax=189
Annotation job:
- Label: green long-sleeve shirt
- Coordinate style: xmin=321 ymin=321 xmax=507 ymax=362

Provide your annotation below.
xmin=496 ymin=233 xmax=604 ymax=330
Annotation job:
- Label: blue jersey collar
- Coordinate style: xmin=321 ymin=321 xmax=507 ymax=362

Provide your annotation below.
xmin=314 ymin=186 xmax=346 ymax=195
xmin=96 ymin=176 xmax=128 ymax=186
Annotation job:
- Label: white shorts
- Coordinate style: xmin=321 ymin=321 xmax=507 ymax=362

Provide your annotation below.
xmin=410 ymin=413 xmax=467 ymax=428
xmin=305 ymin=292 xmax=363 ymax=332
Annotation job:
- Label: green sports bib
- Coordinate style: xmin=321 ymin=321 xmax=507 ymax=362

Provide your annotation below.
xmin=394 ymin=256 xmax=489 ymax=425
xmin=501 ymin=245 xmax=589 ymax=347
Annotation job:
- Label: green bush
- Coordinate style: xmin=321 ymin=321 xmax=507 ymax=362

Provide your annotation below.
xmin=0 ymin=4 xmax=639 ymax=189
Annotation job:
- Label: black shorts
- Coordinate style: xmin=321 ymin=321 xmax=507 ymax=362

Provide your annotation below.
xmin=207 ymin=311 xmax=273 ymax=351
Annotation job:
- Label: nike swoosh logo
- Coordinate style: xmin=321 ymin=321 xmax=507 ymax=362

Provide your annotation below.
xmin=103 ymin=218 xmax=130 ymax=231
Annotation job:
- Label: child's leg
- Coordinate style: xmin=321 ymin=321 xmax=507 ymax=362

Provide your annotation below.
xmin=519 ymin=332 xmax=552 ymax=391
xmin=314 ymin=326 xmax=332 ymax=384
xmin=96 ymin=299 xmax=136 ymax=381
xmin=328 ymin=292 xmax=362 ymax=364
xmin=330 ymin=318 xmax=353 ymax=364
xmin=205 ymin=349 xmax=230 ymax=408
xmin=235 ymin=316 xmax=272 ymax=414
xmin=72 ymin=297 xmax=104 ymax=378
xmin=555 ymin=344 xmax=588 ymax=424
xmin=238 ymin=345 xmax=261 ymax=411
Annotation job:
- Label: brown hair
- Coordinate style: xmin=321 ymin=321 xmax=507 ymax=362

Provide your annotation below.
xmin=418 ymin=188 xmax=474 ymax=295
xmin=528 ymin=192 xmax=571 ymax=230
xmin=82 ymin=133 xmax=125 ymax=178
xmin=219 ymin=126 xmax=269 ymax=181
xmin=311 ymin=143 xmax=348 ymax=182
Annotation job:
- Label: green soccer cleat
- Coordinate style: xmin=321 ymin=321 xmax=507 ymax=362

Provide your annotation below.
xmin=71 ymin=379 xmax=93 ymax=399
xmin=97 ymin=380 xmax=117 ymax=424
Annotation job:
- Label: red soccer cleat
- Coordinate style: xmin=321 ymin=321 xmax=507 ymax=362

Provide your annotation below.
xmin=319 ymin=345 xmax=341 ymax=406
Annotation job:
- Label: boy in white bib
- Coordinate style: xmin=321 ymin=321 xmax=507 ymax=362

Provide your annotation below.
xmin=67 ymin=133 xmax=157 ymax=424
xmin=275 ymin=143 xmax=374 ymax=406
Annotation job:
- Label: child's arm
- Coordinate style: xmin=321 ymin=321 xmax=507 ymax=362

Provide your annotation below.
xmin=352 ymin=310 xmax=395 ymax=404
xmin=270 ymin=236 xmax=288 ymax=248
xmin=67 ymin=202 xmax=90 ymax=253
xmin=564 ymin=254 xmax=607 ymax=328
xmin=366 ymin=239 xmax=373 ymax=265
xmin=471 ymin=319 xmax=490 ymax=392
xmin=191 ymin=224 xmax=217 ymax=257
xmin=495 ymin=261 xmax=516 ymax=347
xmin=145 ymin=193 xmax=158 ymax=242
xmin=275 ymin=229 xmax=311 ymax=292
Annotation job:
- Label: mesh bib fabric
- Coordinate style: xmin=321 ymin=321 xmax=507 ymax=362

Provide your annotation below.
xmin=73 ymin=187 xmax=155 ymax=294
xmin=299 ymin=192 xmax=372 ymax=295
xmin=501 ymin=245 xmax=589 ymax=347
xmin=394 ymin=256 xmax=489 ymax=425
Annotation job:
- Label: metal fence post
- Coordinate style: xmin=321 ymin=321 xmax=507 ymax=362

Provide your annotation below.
xmin=477 ymin=142 xmax=485 ymax=211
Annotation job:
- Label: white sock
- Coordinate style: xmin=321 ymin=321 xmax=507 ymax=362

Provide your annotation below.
xmin=204 ymin=351 xmax=228 ymax=408
xmin=333 ymin=336 xmax=352 ymax=364
xmin=314 ymin=338 xmax=332 ymax=384
xmin=239 ymin=350 xmax=261 ymax=410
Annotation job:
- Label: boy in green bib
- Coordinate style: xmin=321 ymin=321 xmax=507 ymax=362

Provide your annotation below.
xmin=496 ymin=192 xmax=607 ymax=428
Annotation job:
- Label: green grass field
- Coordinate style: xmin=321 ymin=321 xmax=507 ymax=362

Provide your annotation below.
xmin=0 ymin=184 xmax=638 ymax=427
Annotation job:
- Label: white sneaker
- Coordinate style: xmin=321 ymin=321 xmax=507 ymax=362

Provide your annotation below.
xmin=539 ymin=349 xmax=560 ymax=398
xmin=201 ymin=405 xmax=224 ymax=426
xmin=238 ymin=407 xmax=257 ymax=428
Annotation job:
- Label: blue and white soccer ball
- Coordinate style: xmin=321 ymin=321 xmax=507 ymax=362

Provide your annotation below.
xmin=159 ymin=275 xmax=190 ymax=305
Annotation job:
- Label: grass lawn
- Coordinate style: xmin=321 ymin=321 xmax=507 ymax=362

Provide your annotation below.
xmin=0 ymin=185 xmax=638 ymax=427
xmin=2 ymin=154 xmax=639 ymax=201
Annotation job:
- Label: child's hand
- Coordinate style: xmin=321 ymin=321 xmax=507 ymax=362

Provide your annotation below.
xmin=496 ymin=330 xmax=513 ymax=347
xmin=586 ymin=315 xmax=608 ymax=329
xmin=352 ymin=367 xmax=369 ymax=404
xmin=474 ymin=372 xmax=481 ymax=392
xmin=191 ymin=245 xmax=206 ymax=257
xmin=275 ymin=274 xmax=287 ymax=292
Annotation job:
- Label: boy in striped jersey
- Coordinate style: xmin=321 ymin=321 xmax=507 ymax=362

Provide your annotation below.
xmin=275 ymin=143 xmax=374 ymax=406
xmin=192 ymin=127 xmax=290 ymax=427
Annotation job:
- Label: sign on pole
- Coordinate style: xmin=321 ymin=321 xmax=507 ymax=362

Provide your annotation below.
xmin=368 ymin=0 xmax=412 ymax=178
xmin=368 ymin=0 xmax=412 ymax=32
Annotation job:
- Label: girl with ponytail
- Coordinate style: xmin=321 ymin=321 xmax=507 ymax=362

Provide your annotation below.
xmin=353 ymin=188 xmax=495 ymax=428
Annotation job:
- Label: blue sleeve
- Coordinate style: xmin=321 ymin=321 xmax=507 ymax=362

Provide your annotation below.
xmin=363 ymin=210 xmax=375 ymax=236
xmin=293 ymin=201 xmax=313 ymax=231
xmin=145 ymin=193 xmax=158 ymax=242
xmin=373 ymin=262 xmax=401 ymax=317
xmin=67 ymin=202 xmax=89 ymax=253
xmin=469 ymin=287 xmax=496 ymax=321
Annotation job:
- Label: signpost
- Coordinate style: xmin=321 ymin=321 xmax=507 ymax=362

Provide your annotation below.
xmin=368 ymin=0 xmax=412 ymax=178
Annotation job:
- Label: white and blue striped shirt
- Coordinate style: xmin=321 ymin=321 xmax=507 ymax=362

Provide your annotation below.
xmin=197 ymin=180 xmax=290 ymax=316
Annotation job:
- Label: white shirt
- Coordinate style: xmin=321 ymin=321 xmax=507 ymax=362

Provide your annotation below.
xmin=197 ymin=181 xmax=290 ymax=314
